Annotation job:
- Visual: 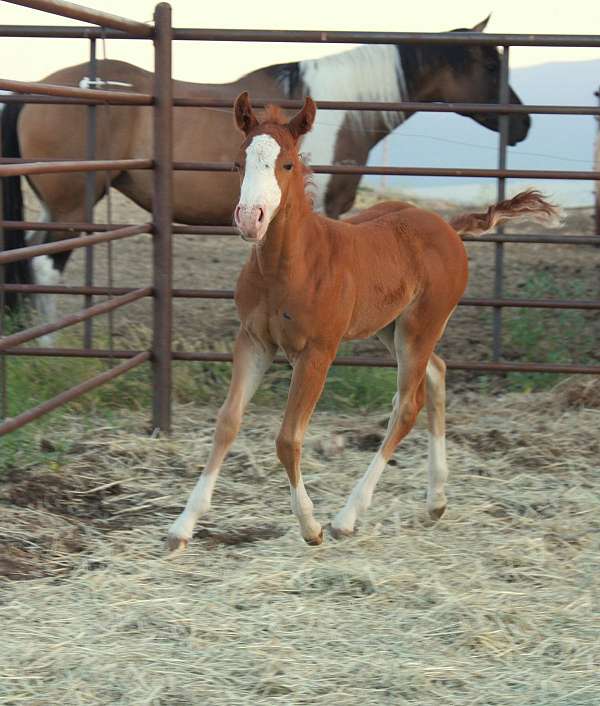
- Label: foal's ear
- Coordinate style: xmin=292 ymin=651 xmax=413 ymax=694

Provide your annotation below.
xmin=288 ymin=96 xmax=317 ymax=141
xmin=471 ymin=14 xmax=491 ymax=32
xmin=234 ymin=91 xmax=259 ymax=135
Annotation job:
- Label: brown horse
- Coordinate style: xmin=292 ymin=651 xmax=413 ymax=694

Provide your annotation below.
xmin=167 ymin=93 xmax=556 ymax=550
xmin=1 ymin=16 xmax=531 ymax=320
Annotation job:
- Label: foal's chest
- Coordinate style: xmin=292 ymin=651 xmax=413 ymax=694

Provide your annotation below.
xmin=267 ymin=306 xmax=310 ymax=358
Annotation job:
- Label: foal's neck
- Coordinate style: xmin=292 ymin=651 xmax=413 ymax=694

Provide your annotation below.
xmin=254 ymin=199 xmax=315 ymax=280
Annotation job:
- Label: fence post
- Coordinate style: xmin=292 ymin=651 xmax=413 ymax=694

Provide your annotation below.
xmin=492 ymin=45 xmax=510 ymax=362
xmin=83 ymin=37 xmax=97 ymax=349
xmin=152 ymin=2 xmax=173 ymax=433
xmin=594 ymin=85 xmax=600 ymax=237
xmin=0 ymin=182 xmax=6 ymax=422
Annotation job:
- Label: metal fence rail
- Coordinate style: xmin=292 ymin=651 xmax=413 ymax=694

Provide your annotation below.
xmin=0 ymin=0 xmax=172 ymax=437
xmin=3 ymin=0 xmax=153 ymax=36
xmin=4 ymin=346 xmax=600 ymax=376
xmin=1 ymin=0 xmax=599 ymax=439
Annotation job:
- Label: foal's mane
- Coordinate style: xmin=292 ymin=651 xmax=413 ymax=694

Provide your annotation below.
xmin=262 ymin=104 xmax=288 ymax=125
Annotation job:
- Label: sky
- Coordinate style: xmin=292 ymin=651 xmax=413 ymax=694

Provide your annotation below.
xmin=0 ymin=0 xmax=599 ymax=83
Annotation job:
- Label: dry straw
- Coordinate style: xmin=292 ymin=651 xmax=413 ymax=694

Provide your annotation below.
xmin=1 ymin=378 xmax=599 ymax=704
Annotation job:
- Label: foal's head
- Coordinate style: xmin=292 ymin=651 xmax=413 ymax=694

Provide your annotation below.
xmin=232 ymin=92 xmax=316 ymax=243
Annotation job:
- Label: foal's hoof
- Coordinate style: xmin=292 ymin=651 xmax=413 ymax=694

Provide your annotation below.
xmin=328 ymin=524 xmax=355 ymax=540
xmin=166 ymin=533 xmax=189 ymax=554
xmin=428 ymin=504 xmax=447 ymax=521
xmin=304 ymin=528 xmax=324 ymax=546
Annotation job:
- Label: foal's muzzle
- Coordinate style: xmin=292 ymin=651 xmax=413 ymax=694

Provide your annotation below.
xmin=234 ymin=204 xmax=268 ymax=242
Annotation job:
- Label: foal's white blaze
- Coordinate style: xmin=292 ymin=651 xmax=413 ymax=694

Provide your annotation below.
xmin=235 ymin=134 xmax=282 ymax=242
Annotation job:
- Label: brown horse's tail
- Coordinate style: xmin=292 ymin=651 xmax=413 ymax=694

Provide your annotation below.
xmin=450 ymin=189 xmax=560 ymax=236
xmin=1 ymin=100 xmax=33 ymax=316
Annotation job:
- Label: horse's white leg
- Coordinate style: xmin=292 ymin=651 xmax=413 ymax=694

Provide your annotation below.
xmin=332 ymin=321 xmax=429 ymax=536
xmin=26 ymin=205 xmax=60 ymax=346
xmin=425 ymin=353 xmax=449 ymax=519
xmin=276 ymin=348 xmax=333 ymax=544
xmin=31 ymin=255 xmax=61 ymax=345
xmin=167 ymin=331 xmax=275 ymax=551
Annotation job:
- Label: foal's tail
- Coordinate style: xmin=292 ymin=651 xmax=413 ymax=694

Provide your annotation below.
xmin=1 ymin=101 xmax=33 ymax=314
xmin=450 ymin=189 xmax=560 ymax=236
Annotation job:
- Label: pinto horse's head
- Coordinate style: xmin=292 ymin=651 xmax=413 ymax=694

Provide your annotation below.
xmin=232 ymin=92 xmax=316 ymax=243
xmin=404 ymin=16 xmax=530 ymax=145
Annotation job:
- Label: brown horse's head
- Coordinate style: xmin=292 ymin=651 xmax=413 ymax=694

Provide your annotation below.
xmin=400 ymin=16 xmax=530 ymax=145
xmin=233 ymin=92 xmax=316 ymax=243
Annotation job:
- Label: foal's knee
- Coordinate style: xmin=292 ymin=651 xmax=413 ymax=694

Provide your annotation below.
xmin=214 ymin=402 xmax=242 ymax=446
xmin=399 ymin=384 xmax=426 ymax=427
xmin=382 ymin=398 xmax=421 ymax=457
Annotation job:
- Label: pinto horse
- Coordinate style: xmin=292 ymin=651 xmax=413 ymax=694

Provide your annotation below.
xmin=167 ymin=94 xmax=557 ymax=550
xmin=1 ymin=16 xmax=531 ymax=320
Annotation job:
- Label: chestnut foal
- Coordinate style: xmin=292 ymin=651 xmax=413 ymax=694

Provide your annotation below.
xmin=168 ymin=93 xmax=558 ymax=550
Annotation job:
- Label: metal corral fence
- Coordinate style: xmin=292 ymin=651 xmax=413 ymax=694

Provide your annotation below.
xmin=1 ymin=0 xmax=599 ymax=438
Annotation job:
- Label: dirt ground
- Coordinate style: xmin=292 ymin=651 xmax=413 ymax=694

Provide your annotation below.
xmin=4 ymin=185 xmax=599 ymax=703
xmin=1 ymin=378 xmax=599 ymax=704
xmin=21 ymin=186 xmax=600 ymax=383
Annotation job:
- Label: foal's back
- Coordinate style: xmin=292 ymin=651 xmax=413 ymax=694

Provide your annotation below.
xmin=325 ymin=202 xmax=469 ymax=340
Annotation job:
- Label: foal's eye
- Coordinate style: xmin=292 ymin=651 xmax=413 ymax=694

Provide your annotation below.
xmin=283 ymin=163 xmax=293 ymax=171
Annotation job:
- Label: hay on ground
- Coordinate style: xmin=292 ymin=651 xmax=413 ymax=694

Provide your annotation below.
xmin=1 ymin=386 xmax=599 ymax=705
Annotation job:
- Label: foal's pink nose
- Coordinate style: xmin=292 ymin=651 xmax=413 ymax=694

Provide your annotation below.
xmin=235 ymin=204 xmax=266 ymax=240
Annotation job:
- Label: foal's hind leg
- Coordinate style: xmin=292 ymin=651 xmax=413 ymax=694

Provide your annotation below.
xmin=331 ymin=317 xmax=443 ymax=536
xmin=425 ymin=353 xmax=449 ymax=519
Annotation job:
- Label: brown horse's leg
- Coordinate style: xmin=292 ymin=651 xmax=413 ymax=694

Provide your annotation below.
xmin=425 ymin=353 xmax=449 ymax=519
xmin=24 ymin=197 xmax=58 ymax=341
xmin=167 ymin=331 xmax=275 ymax=551
xmin=332 ymin=315 xmax=443 ymax=536
xmin=276 ymin=348 xmax=333 ymax=545
xmin=26 ymin=171 xmax=109 ymax=338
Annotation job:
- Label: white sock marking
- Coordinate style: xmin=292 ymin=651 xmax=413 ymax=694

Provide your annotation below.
xmin=290 ymin=477 xmax=321 ymax=540
xmin=427 ymin=434 xmax=448 ymax=511
xmin=425 ymin=359 xmax=448 ymax=511
xmin=169 ymin=472 xmax=217 ymax=542
xmin=333 ymin=451 xmax=387 ymax=533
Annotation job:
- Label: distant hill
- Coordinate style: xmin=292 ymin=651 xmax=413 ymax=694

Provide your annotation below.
xmin=367 ymin=59 xmax=600 ymax=206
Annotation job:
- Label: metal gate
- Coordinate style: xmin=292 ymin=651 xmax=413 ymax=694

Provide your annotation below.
xmin=1 ymin=0 xmax=599 ymax=438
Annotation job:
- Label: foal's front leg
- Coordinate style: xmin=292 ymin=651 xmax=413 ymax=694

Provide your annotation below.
xmin=276 ymin=348 xmax=333 ymax=545
xmin=167 ymin=331 xmax=275 ymax=551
